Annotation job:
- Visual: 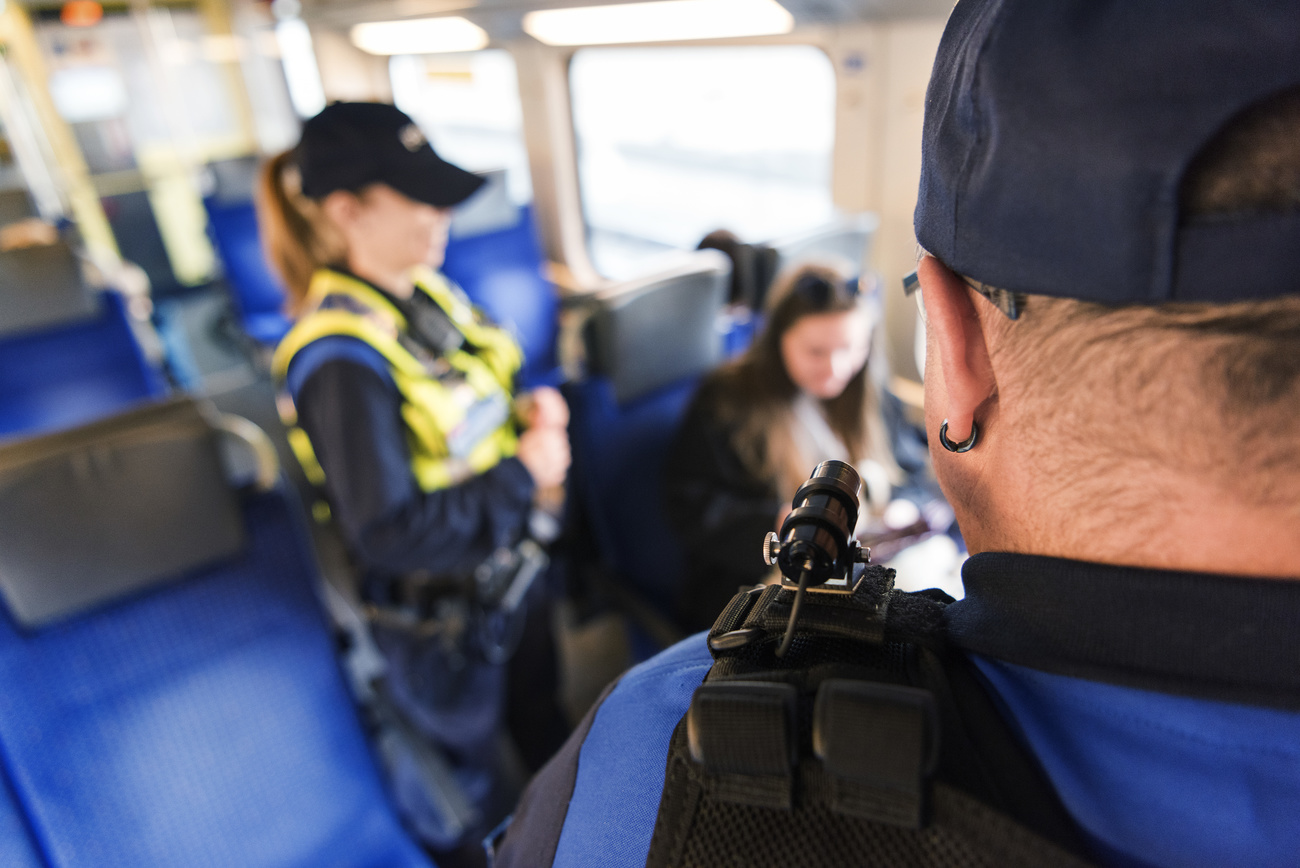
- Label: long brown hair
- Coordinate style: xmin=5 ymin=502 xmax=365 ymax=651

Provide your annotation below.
xmin=256 ymin=150 xmax=345 ymax=313
xmin=710 ymin=262 xmax=899 ymax=498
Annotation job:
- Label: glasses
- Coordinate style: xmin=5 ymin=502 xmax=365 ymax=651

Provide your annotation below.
xmin=902 ymin=267 xmax=1024 ymax=320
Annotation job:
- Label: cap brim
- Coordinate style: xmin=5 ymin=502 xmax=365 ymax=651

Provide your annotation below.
xmin=390 ymin=153 xmax=486 ymax=209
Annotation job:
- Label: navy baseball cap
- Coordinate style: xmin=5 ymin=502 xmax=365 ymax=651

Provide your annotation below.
xmin=296 ymin=102 xmax=484 ymax=208
xmin=914 ymin=0 xmax=1300 ymax=307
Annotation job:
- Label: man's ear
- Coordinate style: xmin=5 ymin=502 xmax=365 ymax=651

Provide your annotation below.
xmin=918 ymin=256 xmax=997 ymax=442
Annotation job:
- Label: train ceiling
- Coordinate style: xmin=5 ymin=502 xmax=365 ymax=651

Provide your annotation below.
xmin=299 ymin=0 xmax=955 ymax=38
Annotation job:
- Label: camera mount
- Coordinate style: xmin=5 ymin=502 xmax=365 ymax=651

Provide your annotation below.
xmin=763 ymin=460 xmax=872 ymax=656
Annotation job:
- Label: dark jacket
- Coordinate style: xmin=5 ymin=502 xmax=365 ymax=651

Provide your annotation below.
xmin=493 ymin=554 xmax=1300 ymax=868
xmin=663 ymin=373 xmax=930 ymax=633
xmin=280 ymin=274 xmax=539 ymax=852
xmin=290 ymin=342 xmax=535 ymax=586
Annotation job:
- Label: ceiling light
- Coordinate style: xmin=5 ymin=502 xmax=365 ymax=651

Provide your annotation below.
xmin=350 ymin=17 xmax=488 ymax=56
xmin=523 ymin=0 xmax=793 ymax=46
xmin=60 ymin=0 xmax=103 ymax=28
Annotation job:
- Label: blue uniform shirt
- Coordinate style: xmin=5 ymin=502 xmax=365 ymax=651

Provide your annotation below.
xmin=497 ymin=552 xmax=1300 ymax=868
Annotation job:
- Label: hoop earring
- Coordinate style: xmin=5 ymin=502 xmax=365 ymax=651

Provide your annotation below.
xmin=939 ymin=419 xmax=979 ymax=453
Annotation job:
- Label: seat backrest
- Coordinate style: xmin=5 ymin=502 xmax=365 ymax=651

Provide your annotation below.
xmin=0 ymin=290 xmax=166 ymax=440
xmin=0 ymin=399 xmax=242 ymax=626
xmin=0 ymin=398 xmax=430 ymax=868
xmin=766 ymin=213 xmax=880 ymax=306
xmin=100 ymin=191 xmax=185 ymax=297
xmin=0 ymin=189 xmax=37 ymax=225
xmin=202 ymin=158 xmax=292 ymax=346
xmin=581 ymin=249 xmax=729 ymax=404
xmin=443 ymin=175 xmax=559 ymax=387
xmin=0 ymin=239 xmax=97 ymax=339
xmin=565 ymin=251 xmax=729 ymax=626
xmin=205 ymin=155 xmax=260 ymax=206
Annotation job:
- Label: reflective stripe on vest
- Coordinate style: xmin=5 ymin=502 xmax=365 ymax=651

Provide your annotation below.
xmin=272 ymin=268 xmax=522 ymax=493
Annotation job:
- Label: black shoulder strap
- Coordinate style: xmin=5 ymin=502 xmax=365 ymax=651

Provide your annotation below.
xmin=646 ymin=566 xmax=1097 ymax=868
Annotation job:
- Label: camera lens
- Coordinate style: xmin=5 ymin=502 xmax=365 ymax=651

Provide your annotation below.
xmin=774 ymin=460 xmax=861 ymax=586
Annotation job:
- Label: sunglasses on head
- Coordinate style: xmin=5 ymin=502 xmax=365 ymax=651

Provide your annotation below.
xmin=792 ymin=273 xmax=863 ymax=304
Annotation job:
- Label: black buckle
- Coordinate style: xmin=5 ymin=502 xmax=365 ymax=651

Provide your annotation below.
xmin=813 ymin=679 xmax=939 ymax=828
xmin=706 ymin=585 xmax=770 ymax=654
xmin=687 ymin=681 xmax=798 ymax=809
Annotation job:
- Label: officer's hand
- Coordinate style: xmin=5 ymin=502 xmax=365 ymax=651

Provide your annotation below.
xmin=521 ymin=386 xmax=569 ymax=431
xmin=517 ymin=426 xmax=570 ymax=488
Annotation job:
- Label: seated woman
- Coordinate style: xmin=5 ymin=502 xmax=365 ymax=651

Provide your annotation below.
xmin=663 ymin=263 xmax=931 ymax=633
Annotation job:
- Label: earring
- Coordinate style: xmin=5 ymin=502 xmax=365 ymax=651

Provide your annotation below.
xmin=939 ymin=419 xmax=979 ymax=453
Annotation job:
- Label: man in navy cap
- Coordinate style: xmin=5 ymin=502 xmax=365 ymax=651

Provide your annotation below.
xmin=495 ymin=2 xmax=1300 ymax=866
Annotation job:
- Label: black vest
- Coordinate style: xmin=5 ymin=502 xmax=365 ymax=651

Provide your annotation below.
xmin=646 ymin=564 xmax=1098 ymax=868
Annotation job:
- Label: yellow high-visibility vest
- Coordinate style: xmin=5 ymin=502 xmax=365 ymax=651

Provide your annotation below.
xmin=272 ymin=267 xmax=523 ymax=495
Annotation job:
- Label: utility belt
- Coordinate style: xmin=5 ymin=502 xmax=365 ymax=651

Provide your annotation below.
xmin=364 ymin=537 xmax=548 ymax=667
xmin=348 ymin=536 xmax=549 ymax=851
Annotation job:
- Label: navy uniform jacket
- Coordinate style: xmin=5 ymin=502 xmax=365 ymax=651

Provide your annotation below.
xmin=496 ymin=554 xmax=1300 ymax=868
xmin=281 ymin=277 xmax=536 ymax=845
xmin=286 ymin=336 xmax=535 ymax=584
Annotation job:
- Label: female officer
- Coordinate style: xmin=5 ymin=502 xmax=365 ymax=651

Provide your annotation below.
xmin=257 ymin=102 xmax=569 ymax=866
xmin=663 ymin=263 xmax=931 ymax=632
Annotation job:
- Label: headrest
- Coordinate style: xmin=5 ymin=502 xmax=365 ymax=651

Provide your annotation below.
xmin=770 ymin=214 xmax=879 ymax=294
xmin=696 ymin=230 xmax=779 ymax=308
xmin=204 ymin=156 xmax=261 ymax=206
xmin=0 ymin=398 xmax=274 ymax=628
xmin=582 ymin=250 xmax=729 ymax=404
xmin=0 ymin=239 xmax=96 ymax=338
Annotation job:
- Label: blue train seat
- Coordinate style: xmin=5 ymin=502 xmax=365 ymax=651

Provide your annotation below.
xmin=0 ymin=399 xmax=430 ymax=868
xmin=0 ymin=769 xmax=40 ymax=868
xmin=203 ymin=157 xmax=293 ymax=346
xmin=0 ymin=289 xmax=166 ymax=440
xmin=565 ymin=251 xmax=729 ymax=647
xmin=443 ymin=171 xmax=559 ymax=388
xmin=718 ymin=305 xmax=759 ymax=358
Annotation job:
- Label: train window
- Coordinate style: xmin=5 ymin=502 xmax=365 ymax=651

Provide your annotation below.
xmin=570 ymin=45 xmax=836 ymax=279
xmin=390 ymin=51 xmax=532 ymax=205
xmin=37 ymin=10 xmax=244 ymax=159
xmin=33 ymin=7 xmax=260 ymax=290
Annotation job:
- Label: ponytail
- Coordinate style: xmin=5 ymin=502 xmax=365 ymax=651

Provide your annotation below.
xmin=257 ymin=150 xmax=344 ymax=313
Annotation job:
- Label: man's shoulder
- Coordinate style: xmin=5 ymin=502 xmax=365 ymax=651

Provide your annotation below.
xmin=609 ymin=629 xmax=717 ymax=694
xmin=495 ymin=635 xmax=714 ymax=868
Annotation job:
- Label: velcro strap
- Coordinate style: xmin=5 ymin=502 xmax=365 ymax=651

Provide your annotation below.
xmin=706 ymin=585 xmax=768 ymax=653
xmin=687 ymin=681 xmax=797 ymax=809
xmin=813 ymin=679 xmax=938 ymax=828
xmin=743 ymin=583 xmax=886 ymax=646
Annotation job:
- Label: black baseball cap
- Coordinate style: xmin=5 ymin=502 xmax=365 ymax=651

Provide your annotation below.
xmin=914 ymin=0 xmax=1300 ymax=306
xmin=296 ymin=102 xmax=485 ymax=208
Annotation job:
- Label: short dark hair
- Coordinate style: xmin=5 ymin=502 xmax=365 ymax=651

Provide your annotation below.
xmin=991 ymin=86 xmax=1300 ymax=505
xmin=1181 ymin=86 xmax=1300 ymax=215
